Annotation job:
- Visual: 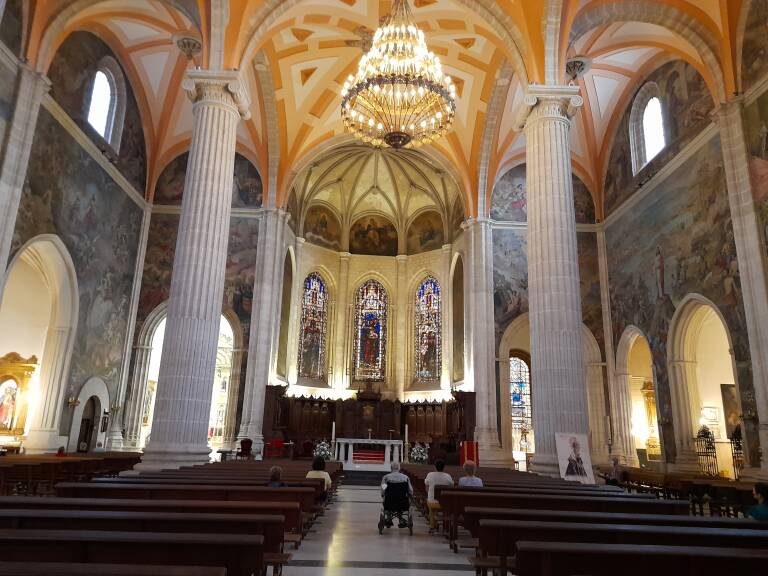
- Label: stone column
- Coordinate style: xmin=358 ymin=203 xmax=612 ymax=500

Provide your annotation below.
xmin=237 ymin=208 xmax=287 ymax=456
xmin=715 ymin=100 xmax=768 ymax=479
xmin=440 ymin=244 xmax=452 ymax=392
xmin=395 ymin=254 xmax=408 ymax=400
xmin=107 ymin=205 xmax=152 ymax=450
xmin=521 ymin=85 xmax=588 ymax=476
xmin=333 ymin=252 xmax=351 ymax=391
xmin=221 ymin=346 xmax=246 ymax=450
xmin=585 ymin=361 xmax=610 ymax=465
xmin=611 ymin=371 xmax=638 ymax=466
xmin=0 ymin=65 xmax=50 ymax=276
xmin=122 ymin=343 xmax=153 ymax=450
xmin=667 ymin=359 xmax=702 ymax=471
xmin=465 ymin=218 xmax=507 ymax=463
xmin=137 ymin=70 xmax=249 ymax=470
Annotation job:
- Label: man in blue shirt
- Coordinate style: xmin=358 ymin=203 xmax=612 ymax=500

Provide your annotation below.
xmin=458 ymin=460 xmax=483 ymax=487
xmin=747 ymin=483 xmax=768 ymax=521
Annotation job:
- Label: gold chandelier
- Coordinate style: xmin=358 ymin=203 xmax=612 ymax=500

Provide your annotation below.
xmin=341 ymin=0 xmax=456 ymax=148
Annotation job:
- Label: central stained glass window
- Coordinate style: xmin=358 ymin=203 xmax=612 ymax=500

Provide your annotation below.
xmin=414 ymin=277 xmax=441 ymax=383
xmin=297 ymin=272 xmax=328 ymax=381
xmin=353 ymin=279 xmax=388 ymax=381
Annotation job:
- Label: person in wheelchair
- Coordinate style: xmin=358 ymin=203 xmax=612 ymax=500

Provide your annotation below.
xmin=379 ymin=462 xmax=413 ymax=533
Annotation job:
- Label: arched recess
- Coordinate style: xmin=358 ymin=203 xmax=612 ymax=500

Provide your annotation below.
xmin=276 ymin=250 xmax=294 ymax=379
xmin=668 ymin=294 xmax=743 ymax=476
xmin=86 ymin=55 xmax=127 ymax=152
xmin=498 ymin=314 xmax=609 ymax=467
xmin=615 ymin=325 xmax=663 ymax=467
xmin=0 ymin=235 xmax=78 ymax=453
xmin=67 ymin=376 xmax=109 ymax=452
xmin=628 ymin=82 xmax=667 ymax=174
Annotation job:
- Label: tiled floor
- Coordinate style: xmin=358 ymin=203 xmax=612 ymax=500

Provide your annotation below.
xmin=283 ymin=486 xmax=473 ymax=575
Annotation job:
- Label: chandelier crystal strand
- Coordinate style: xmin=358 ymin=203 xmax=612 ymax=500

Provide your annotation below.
xmin=341 ymin=0 xmax=456 ymax=148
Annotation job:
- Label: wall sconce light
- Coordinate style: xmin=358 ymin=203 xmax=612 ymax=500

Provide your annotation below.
xmin=740 ymin=409 xmax=758 ymax=422
xmin=110 ymin=403 xmax=122 ymax=414
xmin=67 ymin=397 xmax=80 ymax=408
xmin=658 ymin=416 xmax=671 ymax=426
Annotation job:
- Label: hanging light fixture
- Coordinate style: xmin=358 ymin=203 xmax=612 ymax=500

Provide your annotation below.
xmin=341 ymin=0 xmax=456 ymax=148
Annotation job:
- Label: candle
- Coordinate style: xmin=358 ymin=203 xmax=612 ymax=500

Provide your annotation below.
xmin=405 ymin=424 xmax=408 ymax=446
xmin=331 ymin=421 xmax=336 ymax=444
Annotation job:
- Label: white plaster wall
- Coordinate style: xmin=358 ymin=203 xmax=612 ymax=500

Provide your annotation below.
xmin=0 ymin=258 xmax=51 ymax=359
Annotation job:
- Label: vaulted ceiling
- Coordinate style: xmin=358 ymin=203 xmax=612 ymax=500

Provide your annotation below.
xmin=17 ymin=0 xmax=758 ymax=220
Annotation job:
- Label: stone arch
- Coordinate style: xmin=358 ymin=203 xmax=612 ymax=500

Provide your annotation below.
xmin=450 ymin=252 xmax=466 ymax=386
xmin=276 ymin=249 xmax=295 ymax=380
xmin=67 ymin=376 xmax=109 ymax=452
xmin=2 ymin=235 xmax=78 ymax=453
xmin=667 ymin=294 xmax=745 ymax=472
xmin=568 ymin=1 xmax=726 ymax=103
xmin=615 ymin=325 xmax=663 ymax=466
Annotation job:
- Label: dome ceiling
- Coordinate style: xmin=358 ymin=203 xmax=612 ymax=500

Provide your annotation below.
xmin=289 ymin=144 xmax=463 ymax=255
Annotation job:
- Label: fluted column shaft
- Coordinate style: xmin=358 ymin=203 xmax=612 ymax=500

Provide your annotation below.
xmin=395 ymin=254 xmax=408 ymax=400
xmin=611 ymin=372 xmax=638 ymax=466
xmin=465 ymin=218 xmax=500 ymax=452
xmin=122 ymin=344 xmax=153 ymax=450
xmin=523 ymin=86 xmax=589 ymax=475
xmin=715 ymin=100 xmax=768 ymax=476
xmin=0 ymin=65 xmax=50 ymax=276
xmin=440 ymin=244 xmax=452 ymax=391
xmin=237 ymin=208 xmax=286 ymax=455
xmin=138 ymin=70 xmax=249 ymax=470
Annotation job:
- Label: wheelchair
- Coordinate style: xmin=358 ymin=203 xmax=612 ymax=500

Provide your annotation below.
xmin=378 ymin=481 xmax=413 ymax=535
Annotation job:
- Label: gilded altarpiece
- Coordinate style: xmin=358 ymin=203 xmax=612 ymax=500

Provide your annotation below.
xmin=0 ymin=353 xmax=37 ymax=437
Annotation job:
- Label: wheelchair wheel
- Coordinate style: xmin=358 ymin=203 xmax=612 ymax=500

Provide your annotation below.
xmin=408 ymin=514 xmax=413 ymax=536
xmin=378 ymin=515 xmax=384 ymax=535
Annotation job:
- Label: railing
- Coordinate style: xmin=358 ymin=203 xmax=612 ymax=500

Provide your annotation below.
xmin=693 ymin=436 xmax=718 ymax=477
xmin=730 ymin=439 xmax=744 ymax=481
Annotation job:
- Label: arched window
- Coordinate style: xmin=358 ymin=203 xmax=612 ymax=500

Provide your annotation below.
xmin=85 ymin=57 xmax=126 ymax=152
xmin=297 ymin=272 xmax=329 ymax=381
xmin=509 ymin=355 xmax=532 ymax=446
xmin=414 ymin=277 xmax=441 ymax=383
xmin=629 ymin=82 xmax=666 ymax=174
xmin=353 ymin=279 xmax=388 ymax=382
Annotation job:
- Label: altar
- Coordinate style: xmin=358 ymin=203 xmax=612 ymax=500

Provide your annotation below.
xmin=335 ymin=438 xmax=404 ymax=471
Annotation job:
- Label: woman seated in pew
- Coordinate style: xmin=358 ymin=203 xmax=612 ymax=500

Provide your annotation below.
xmin=424 ymin=459 xmax=453 ymax=533
xmin=306 ymin=456 xmax=332 ymax=497
xmin=267 ymin=466 xmax=285 ymax=487
xmin=747 ymin=483 xmax=768 ymax=521
xmin=458 ymin=460 xmax=483 ymax=488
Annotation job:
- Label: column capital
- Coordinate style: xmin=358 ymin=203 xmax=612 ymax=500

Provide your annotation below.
xmin=514 ymin=84 xmax=583 ymax=130
xmin=461 ymin=216 xmax=492 ymax=231
xmin=17 ymin=62 xmax=52 ymax=93
xmin=395 ymin=254 xmax=408 ymax=263
xmin=182 ymin=69 xmax=251 ymax=119
xmin=711 ymin=96 xmax=745 ymax=122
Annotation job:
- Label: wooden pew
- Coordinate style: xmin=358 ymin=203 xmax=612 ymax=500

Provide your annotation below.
xmin=0 ymin=529 xmax=263 ymax=576
xmin=0 ymin=496 xmax=304 ymax=538
xmin=439 ymin=490 xmax=689 ymax=551
xmin=477 ymin=519 xmax=768 ymax=574
xmin=514 ymin=541 xmax=768 ymax=576
xmin=462 ymin=505 xmax=768 ymax=538
xmin=0 ymin=562 xmax=225 ymax=576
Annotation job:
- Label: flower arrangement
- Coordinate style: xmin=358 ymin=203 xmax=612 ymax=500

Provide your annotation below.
xmin=410 ymin=443 xmax=429 ymax=464
xmin=313 ymin=440 xmax=333 ymax=461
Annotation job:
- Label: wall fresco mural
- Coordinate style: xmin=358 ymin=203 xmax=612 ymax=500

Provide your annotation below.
xmin=12 ymin=108 xmax=142 ymax=411
xmin=744 ymin=89 xmax=768 ymax=260
xmin=578 ymin=232 xmax=603 ymax=354
xmin=491 ymin=164 xmax=595 ymax=224
xmin=0 ymin=62 xmax=15 ymax=147
xmin=0 ymin=0 xmax=22 ymax=57
xmin=303 ymin=205 xmax=342 ymax=251
xmin=742 ymin=0 xmax=768 ymax=92
xmin=606 ymin=135 xmax=757 ymax=464
xmin=137 ymin=213 xmax=179 ymax=323
xmin=604 ymin=59 xmax=714 ymax=216
xmin=224 ymin=217 xmax=259 ymax=332
xmin=47 ymin=32 xmax=147 ymax=192
xmin=492 ymin=228 xmax=528 ymax=347
xmin=491 ymin=165 xmax=527 ymax=222
xmin=349 ymin=215 xmax=398 ymax=256
xmin=154 ymin=153 xmax=261 ymax=208
xmin=407 ymin=211 xmax=444 ymax=254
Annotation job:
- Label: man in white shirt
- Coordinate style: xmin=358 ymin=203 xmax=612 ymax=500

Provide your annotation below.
xmin=424 ymin=459 xmax=454 ymax=532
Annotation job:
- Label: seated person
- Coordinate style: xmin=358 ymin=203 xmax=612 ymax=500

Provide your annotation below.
xmin=424 ymin=459 xmax=453 ymax=533
xmin=306 ymin=455 xmax=333 ymax=494
xmin=267 ymin=465 xmax=285 ymax=487
xmin=458 ymin=460 xmax=483 ymax=487
xmin=381 ymin=462 xmax=413 ymax=528
xmin=747 ymin=483 xmax=768 ymax=521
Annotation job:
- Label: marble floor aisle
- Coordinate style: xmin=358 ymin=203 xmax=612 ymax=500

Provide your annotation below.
xmin=283 ymin=486 xmax=473 ymax=575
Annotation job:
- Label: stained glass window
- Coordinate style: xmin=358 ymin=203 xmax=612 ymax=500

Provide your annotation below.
xmin=414 ymin=277 xmax=441 ymax=383
xmin=510 ymin=356 xmax=532 ymax=438
xmin=298 ymin=272 xmax=328 ymax=381
xmin=353 ymin=279 xmax=388 ymax=381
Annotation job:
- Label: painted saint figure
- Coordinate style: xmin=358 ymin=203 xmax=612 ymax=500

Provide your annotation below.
xmin=353 ymin=280 xmax=388 ymax=381
xmin=0 ymin=382 xmax=17 ymax=430
xmin=414 ymin=277 xmax=441 ymax=382
xmin=298 ymin=273 xmax=328 ymax=381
